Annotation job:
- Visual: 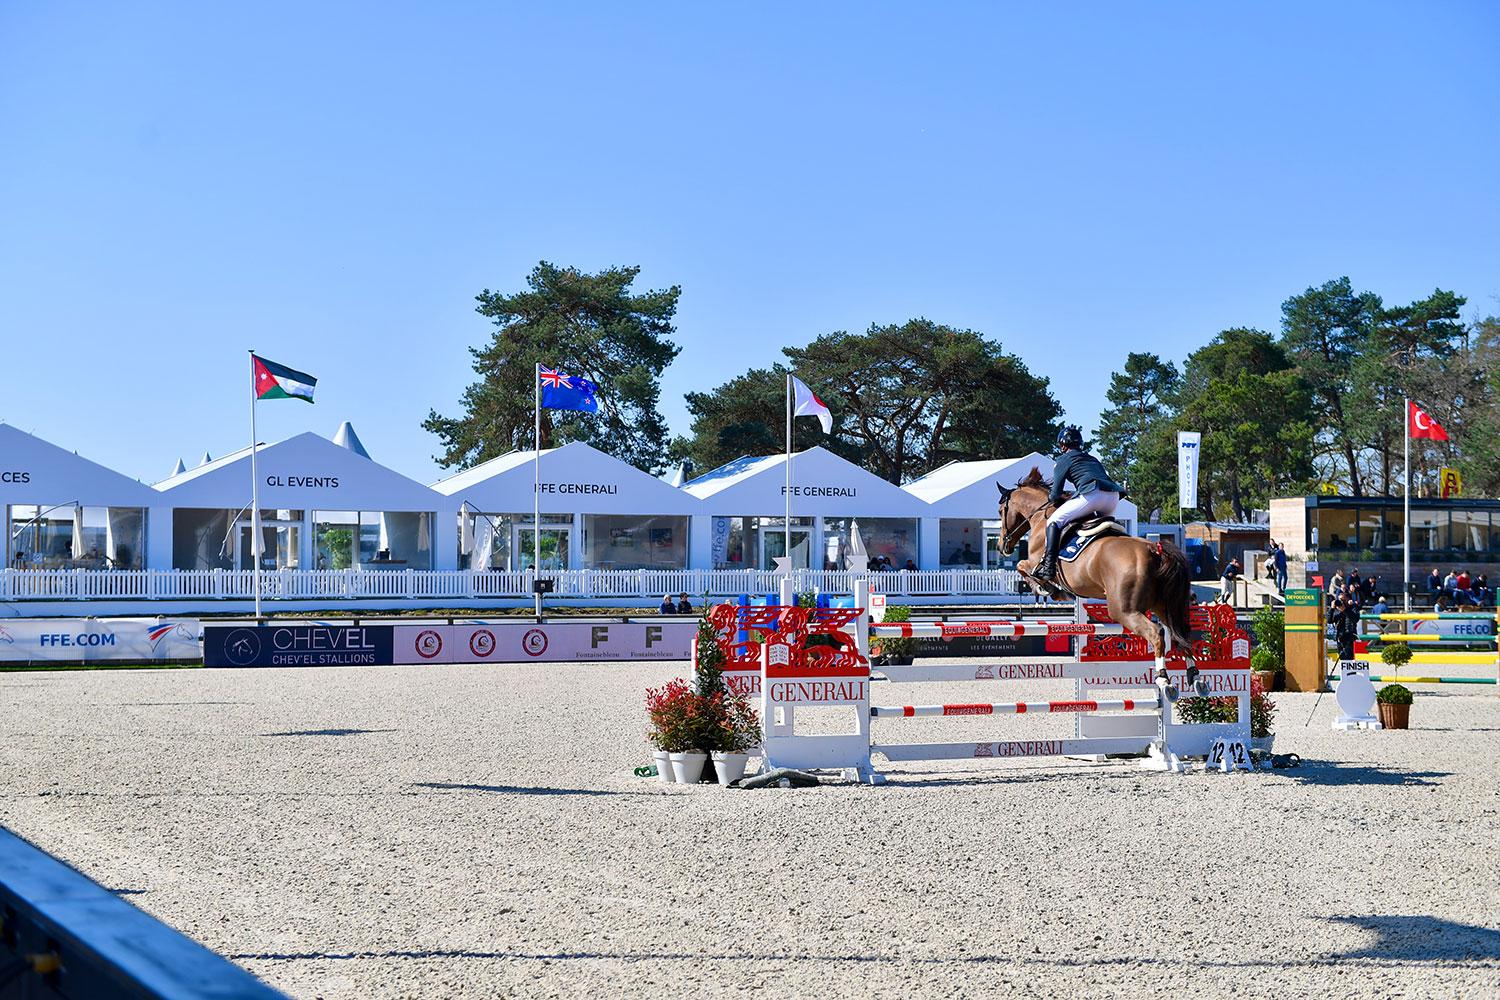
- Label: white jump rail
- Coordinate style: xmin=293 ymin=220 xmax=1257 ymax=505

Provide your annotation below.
xmin=758 ymin=579 xmax=1252 ymax=782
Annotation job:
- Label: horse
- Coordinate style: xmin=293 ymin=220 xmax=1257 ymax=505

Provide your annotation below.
xmin=997 ymin=468 xmax=1204 ymax=699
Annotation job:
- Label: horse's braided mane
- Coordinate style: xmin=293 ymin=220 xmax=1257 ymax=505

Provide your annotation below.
xmin=1018 ymin=466 xmax=1049 ymax=489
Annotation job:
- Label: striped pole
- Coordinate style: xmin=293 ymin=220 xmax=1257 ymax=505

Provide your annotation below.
xmin=1357 ymin=634 xmax=1495 ymax=643
xmin=1363 ymin=675 xmax=1497 ymax=686
xmin=871 ymin=697 xmax=1159 ymax=718
xmin=870 ymin=621 xmax=1128 ymax=639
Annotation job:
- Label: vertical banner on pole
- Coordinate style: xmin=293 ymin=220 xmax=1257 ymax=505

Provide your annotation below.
xmin=1176 ymin=432 xmax=1201 ymax=513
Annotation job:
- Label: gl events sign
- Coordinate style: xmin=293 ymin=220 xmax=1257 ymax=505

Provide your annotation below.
xmin=1177 ymin=431 xmax=1201 ymax=511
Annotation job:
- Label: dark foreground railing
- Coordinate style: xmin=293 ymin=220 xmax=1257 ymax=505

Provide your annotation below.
xmin=0 ymin=827 xmax=286 ymax=999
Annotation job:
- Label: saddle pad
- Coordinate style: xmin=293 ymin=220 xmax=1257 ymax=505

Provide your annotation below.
xmin=1059 ymin=523 xmax=1121 ymax=562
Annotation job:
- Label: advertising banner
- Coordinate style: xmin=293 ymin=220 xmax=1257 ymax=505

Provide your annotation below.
xmin=1176 ymin=431 xmax=1201 ymax=511
xmin=392 ymin=621 xmax=696 ymax=664
xmin=0 ymin=619 xmax=200 ymax=663
xmin=204 ymin=625 xmax=393 ymax=667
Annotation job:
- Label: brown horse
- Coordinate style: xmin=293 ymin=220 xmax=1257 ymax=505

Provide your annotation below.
xmin=998 ymin=468 xmax=1202 ymax=698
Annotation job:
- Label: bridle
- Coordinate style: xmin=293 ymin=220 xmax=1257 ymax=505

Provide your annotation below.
xmin=998 ymin=489 xmax=1057 ymax=555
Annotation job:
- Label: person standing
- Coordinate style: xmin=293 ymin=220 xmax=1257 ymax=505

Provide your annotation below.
xmin=1218 ymin=557 xmax=1242 ymax=604
xmin=1330 ymin=592 xmax=1362 ymax=662
xmin=1273 ymin=541 xmax=1288 ymax=592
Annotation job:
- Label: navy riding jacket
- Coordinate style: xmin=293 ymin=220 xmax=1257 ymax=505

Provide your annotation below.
xmin=1049 ymin=450 xmax=1122 ymax=503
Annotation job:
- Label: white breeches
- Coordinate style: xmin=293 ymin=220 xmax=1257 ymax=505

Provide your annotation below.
xmin=1047 ymin=490 xmax=1120 ymax=529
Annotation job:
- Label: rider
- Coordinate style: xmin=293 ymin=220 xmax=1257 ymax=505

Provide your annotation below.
xmin=1034 ymin=426 xmax=1123 ymax=584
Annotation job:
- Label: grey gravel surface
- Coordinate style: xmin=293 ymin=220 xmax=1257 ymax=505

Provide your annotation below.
xmin=1 ymin=659 xmax=1497 ymax=999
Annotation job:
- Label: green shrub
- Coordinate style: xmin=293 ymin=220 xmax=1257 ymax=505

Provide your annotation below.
xmin=1376 ymin=683 xmax=1413 ymax=705
xmin=874 ymin=604 xmax=916 ymax=661
xmin=1250 ymin=605 xmax=1285 ymax=669
xmin=1250 ymin=646 xmax=1282 ymax=674
xmin=1380 ymin=642 xmax=1413 ymax=667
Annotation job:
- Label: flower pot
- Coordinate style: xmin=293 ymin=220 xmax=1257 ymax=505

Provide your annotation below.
xmin=711 ymin=751 xmax=750 ymax=786
xmin=1251 ymin=734 xmax=1275 ymax=754
xmin=1378 ymin=702 xmax=1410 ymax=730
xmin=652 ymin=750 xmax=675 ymax=784
xmin=1252 ymin=670 xmax=1277 ymax=693
xmin=669 ymin=751 xmax=707 ymax=784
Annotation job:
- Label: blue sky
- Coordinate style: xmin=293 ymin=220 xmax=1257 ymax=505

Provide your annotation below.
xmin=2 ymin=2 xmax=1496 ymax=484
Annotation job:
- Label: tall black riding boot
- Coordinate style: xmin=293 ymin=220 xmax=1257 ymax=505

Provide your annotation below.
xmin=1036 ymin=522 xmax=1063 ymax=582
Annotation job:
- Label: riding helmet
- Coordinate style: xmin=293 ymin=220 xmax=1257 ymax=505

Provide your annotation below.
xmin=1056 ymin=425 xmax=1083 ymax=450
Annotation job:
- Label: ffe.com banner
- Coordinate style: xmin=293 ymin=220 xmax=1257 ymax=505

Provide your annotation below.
xmin=0 ymin=619 xmax=200 ymax=662
xmin=393 ymin=621 xmax=696 ymax=664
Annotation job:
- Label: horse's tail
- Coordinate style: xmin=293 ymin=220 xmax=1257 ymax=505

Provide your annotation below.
xmin=1150 ymin=540 xmax=1195 ymax=650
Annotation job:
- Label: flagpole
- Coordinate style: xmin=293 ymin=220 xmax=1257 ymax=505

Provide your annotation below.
xmin=785 ymin=372 xmax=792 ymax=580
xmin=534 ymin=362 xmax=542 ymax=618
xmin=249 ymin=350 xmax=263 ymax=620
xmin=1404 ymin=396 xmax=1411 ymax=612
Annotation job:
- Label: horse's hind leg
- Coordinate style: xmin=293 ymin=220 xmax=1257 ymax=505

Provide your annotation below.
xmin=1113 ymin=605 xmax=1180 ymax=702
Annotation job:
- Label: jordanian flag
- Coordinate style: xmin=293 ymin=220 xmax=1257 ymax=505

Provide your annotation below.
xmin=253 ymin=355 xmax=317 ymax=403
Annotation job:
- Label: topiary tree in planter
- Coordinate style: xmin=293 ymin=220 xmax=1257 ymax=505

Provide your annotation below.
xmin=1380 ymin=641 xmax=1413 ymax=668
xmin=1375 ymin=682 xmax=1413 ymax=729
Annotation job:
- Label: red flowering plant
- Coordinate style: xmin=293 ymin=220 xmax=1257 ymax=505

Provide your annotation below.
xmin=645 ymin=678 xmax=715 ymax=754
xmin=1173 ymin=675 xmax=1277 ymax=738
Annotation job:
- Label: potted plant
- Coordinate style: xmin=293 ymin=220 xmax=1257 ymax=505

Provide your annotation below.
xmin=1249 ymin=679 xmax=1277 ymax=753
xmin=1376 ymin=683 xmax=1413 ymax=730
xmin=709 ymin=688 xmax=760 ymax=786
xmin=1249 ymin=605 xmax=1286 ymax=690
xmin=1250 ymin=647 xmax=1281 ymax=695
xmin=645 ymin=678 xmax=711 ymax=783
xmin=1174 ymin=680 xmax=1277 ymax=752
xmin=871 ymin=605 xmax=916 ymax=665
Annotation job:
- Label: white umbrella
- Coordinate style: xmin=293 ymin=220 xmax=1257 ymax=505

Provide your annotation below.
xmin=845 ymin=519 xmax=868 ymax=571
xmin=71 ymin=507 xmax=85 ymax=563
xmin=460 ymin=508 xmax=474 ymax=555
xmin=472 ymin=516 xmax=494 ymax=570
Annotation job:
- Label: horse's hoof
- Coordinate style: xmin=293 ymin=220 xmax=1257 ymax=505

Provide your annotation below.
xmin=1194 ymin=679 xmax=1211 ymax=698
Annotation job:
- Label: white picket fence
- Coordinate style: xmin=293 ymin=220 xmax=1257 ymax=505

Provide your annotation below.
xmin=0 ymin=567 xmax=1025 ymax=602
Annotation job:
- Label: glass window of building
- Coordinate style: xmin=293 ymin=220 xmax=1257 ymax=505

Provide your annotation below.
xmin=582 ymin=515 xmax=688 ymax=570
xmin=822 ymin=517 xmax=919 ymax=571
xmin=1313 ymin=507 xmax=1357 ymax=551
xmin=8 ymin=504 xmax=146 ymax=570
xmin=464 ymin=513 xmax=569 ymax=570
xmin=937 ymin=519 xmax=985 ymax=568
xmin=1450 ymin=510 xmax=1489 ymax=554
xmin=735 ymin=516 xmax=813 ymax=570
xmin=1409 ymin=509 xmax=1445 ymax=554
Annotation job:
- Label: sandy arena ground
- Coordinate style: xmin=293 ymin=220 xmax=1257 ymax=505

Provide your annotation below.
xmin=2 ymin=657 xmax=1498 ymax=1000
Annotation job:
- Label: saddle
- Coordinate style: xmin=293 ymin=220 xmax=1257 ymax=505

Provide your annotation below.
xmin=1058 ymin=516 xmax=1126 ymax=561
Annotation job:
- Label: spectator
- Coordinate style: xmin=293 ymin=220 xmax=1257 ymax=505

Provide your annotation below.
xmin=658 ymin=594 xmax=676 ymax=614
xmin=1364 ymin=574 xmax=1379 ymax=601
xmin=903 ymin=559 xmax=917 ymax=571
xmin=674 ymin=592 xmax=693 ymax=614
xmin=1427 ymin=568 xmax=1443 ymax=605
xmin=1475 ymin=574 xmax=1491 ymax=606
xmin=1328 ymin=569 xmax=1345 ymax=596
xmin=1370 ymin=592 xmax=1389 ymax=616
xmin=1218 ymin=557 xmax=1242 ymax=604
xmin=1348 ymin=568 xmax=1362 ymax=595
xmin=1457 ymin=568 xmax=1472 ymax=592
xmin=1330 ymin=592 xmax=1362 ymax=662
xmin=1273 ymin=541 xmax=1288 ymax=592
xmin=1443 ymin=569 xmax=1459 ymax=595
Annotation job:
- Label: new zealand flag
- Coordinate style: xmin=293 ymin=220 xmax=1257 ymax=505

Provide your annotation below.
xmin=538 ymin=366 xmax=600 ymax=413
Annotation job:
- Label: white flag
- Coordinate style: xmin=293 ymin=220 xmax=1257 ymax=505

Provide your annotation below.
xmin=791 ymin=376 xmax=832 ymax=434
xmin=1177 ymin=431 xmax=1201 ymax=511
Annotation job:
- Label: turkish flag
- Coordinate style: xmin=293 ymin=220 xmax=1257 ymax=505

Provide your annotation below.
xmin=1409 ymin=401 xmax=1449 ymax=441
